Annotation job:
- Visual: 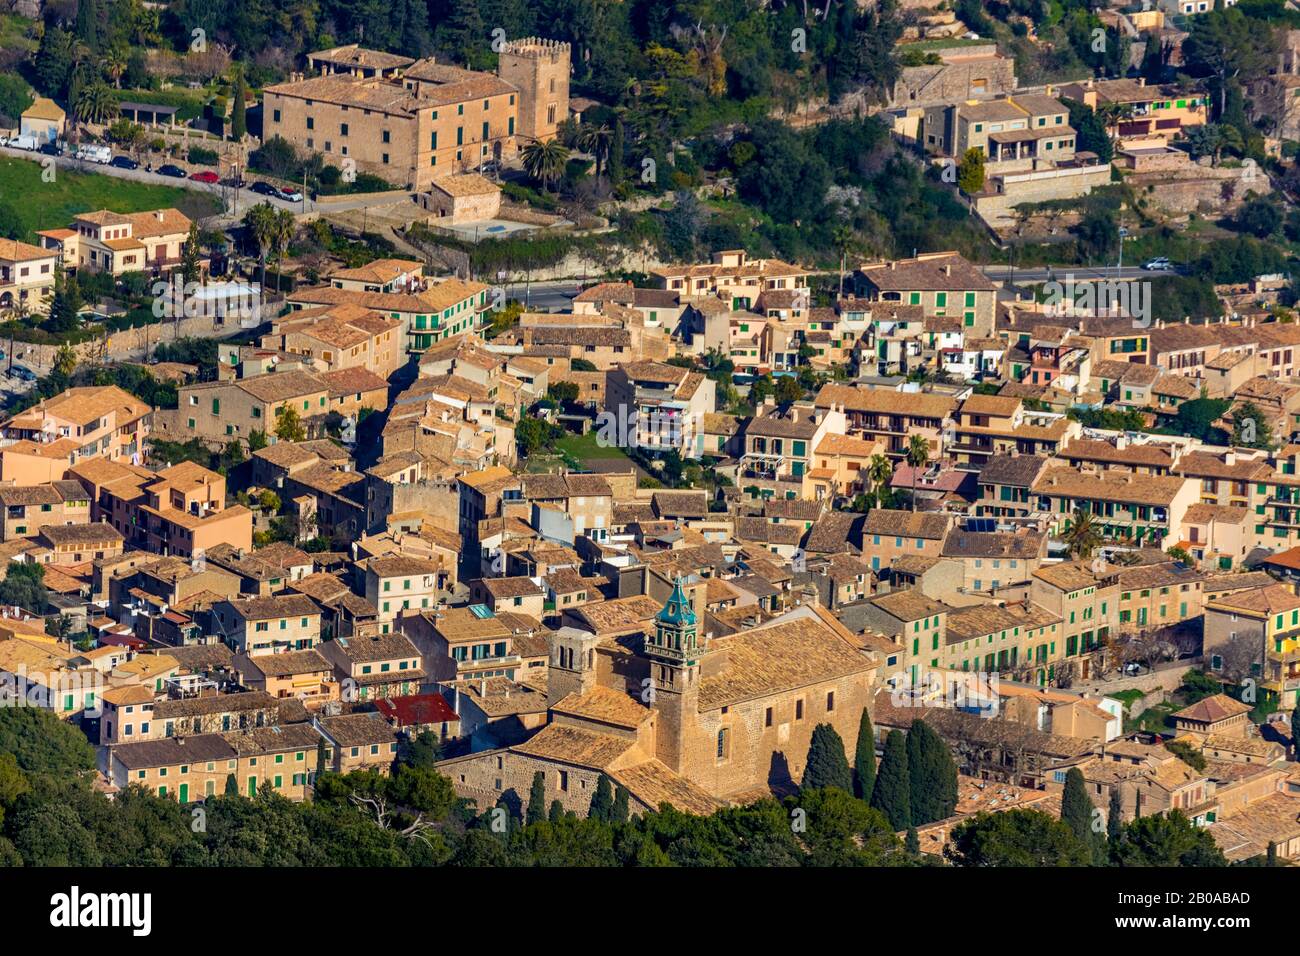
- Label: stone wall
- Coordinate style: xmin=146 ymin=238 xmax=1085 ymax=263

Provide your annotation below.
xmin=973 ymin=164 xmax=1114 ymax=228
xmin=1127 ymin=161 xmax=1272 ymax=217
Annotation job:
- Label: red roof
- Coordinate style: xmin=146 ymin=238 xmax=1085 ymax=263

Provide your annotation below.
xmin=374 ymin=693 xmax=458 ymax=726
xmin=98 ymin=633 xmax=149 ymax=650
xmin=1263 ymin=547 xmax=1300 ymax=571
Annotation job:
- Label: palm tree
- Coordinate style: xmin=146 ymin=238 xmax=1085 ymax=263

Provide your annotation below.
xmin=867 ymin=453 xmax=892 ymax=508
xmin=244 ymin=202 xmax=277 ymax=308
xmin=577 ymin=123 xmax=613 ymax=180
xmin=1065 ymin=508 xmax=1102 ymax=559
xmin=272 ymin=209 xmax=296 ymax=294
xmin=104 ymin=47 xmax=128 ymax=89
xmin=520 ymin=139 xmax=571 ymax=193
xmin=74 ymin=82 xmax=118 ymax=127
xmin=905 ymin=433 xmax=929 ymax=513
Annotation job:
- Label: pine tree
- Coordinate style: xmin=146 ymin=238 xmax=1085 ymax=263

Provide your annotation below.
xmin=853 ymin=707 xmax=876 ymax=802
xmin=526 ymin=771 xmax=545 ymax=825
xmin=548 ymin=799 xmax=563 ymax=823
xmin=611 ymin=786 xmax=630 ymax=824
xmin=440 ymin=0 xmax=485 ymax=67
xmin=589 ymin=773 xmax=614 ymax=821
xmin=802 ymin=722 xmax=853 ymax=792
xmin=870 ymin=729 xmax=911 ymax=830
xmin=906 ymin=719 xmax=958 ymax=825
xmin=230 ymin=67 xmax=247 ymax=141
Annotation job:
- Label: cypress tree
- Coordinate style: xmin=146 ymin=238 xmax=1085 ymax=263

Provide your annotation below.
xmin=853 ymin=708 xmax=876 ymax=802
xmin=526 ymin=771 xmax=545 ymax=825
xmin=224 ymin=773 xmax=238 ymax=796
xmin=231 ymin=66 xmax=247 ymax=141
xmin=905 ymin=826 xmax=920 ymax=855
xmin=906 ymin=719 xmax=958 ymax=825
xmin=75 ymin=0 xmax=101 ymax=52
xmin=1061 ymin=767 xmax=1098 ymax=861
xmin=548 ymin=799 xmax=564 ymax=823
xmin=1268 ymin=841 xmax=1278 ymax=866
xmin=589 ymin=773 xmax=614 ymax=821
xmin=315 ymin=738 xmax=326 ymax=776
xmin=870 ymin=729 xmax=911 ymax=830
xmin=1291 ymin=700 xmax=1300 ymax=759
xmin=802 ymin=722 xmax=853 ymax=792
xmin=609 ymin=119 xmax=625 ymax=184
xmin=1106 ymin=787 xmax=1123 ymax=843
xmin=611 ymin=785 xmax=630 ymax=824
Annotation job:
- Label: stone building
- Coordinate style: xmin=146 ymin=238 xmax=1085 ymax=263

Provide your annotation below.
xmin=262 ymin=38 xmax=569 ymax=191
xmin=436 ymin=580 xmax=878 ymax=816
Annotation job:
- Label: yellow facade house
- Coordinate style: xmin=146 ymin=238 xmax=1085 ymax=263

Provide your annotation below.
xmin=36 ymin=208 xmax=192 ymax=276
xmin=0 ymin=385 xmax=151 ymax=483
xmin=0 ymin=238 xmax=59 ymax=315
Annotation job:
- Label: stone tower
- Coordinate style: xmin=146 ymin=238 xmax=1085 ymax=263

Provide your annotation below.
xmin=498 ymin=37 xmax=571 ymax=144
xmin=645 ymin=577 xmax=703 ymax=773
xmin=547 ymin=626 xmax=601 ymax=702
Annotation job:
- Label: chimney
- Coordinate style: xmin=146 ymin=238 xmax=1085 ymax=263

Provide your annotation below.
xmin=944 ymin=264 xmax=952 ymax=276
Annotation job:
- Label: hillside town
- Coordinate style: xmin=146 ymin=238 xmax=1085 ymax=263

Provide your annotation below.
xmin=1 ymin=0 xmax=1300 ymax=887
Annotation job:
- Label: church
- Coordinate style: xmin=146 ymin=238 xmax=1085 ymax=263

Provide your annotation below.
xmin=436 ymin=577 xmax=879 ymax=816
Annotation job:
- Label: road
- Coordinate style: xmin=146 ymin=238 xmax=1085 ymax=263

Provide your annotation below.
xmin=508 ymin=280 xmax=582 ymax=310
xmin=983 ymin=265 xmax=1160 ymax=284
xmin=0 ymin=144 xmax=397 ymax=228
xmin=4 ymin=143 xmax=1166 ymax=304
xmin=484 ymin=265 xmax=1161 ymax=310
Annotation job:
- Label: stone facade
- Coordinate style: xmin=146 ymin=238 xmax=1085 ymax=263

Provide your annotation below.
xmin=498 ymin=38 xmax=571 ymax=144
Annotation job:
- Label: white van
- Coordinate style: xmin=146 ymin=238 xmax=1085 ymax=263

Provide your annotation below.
xmin=8 ymin=135 xmax=37 ymax=151
xmin=76 ymin=145 xmax=112 ymax=164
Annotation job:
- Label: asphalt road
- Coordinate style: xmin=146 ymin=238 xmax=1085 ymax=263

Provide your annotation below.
xmin=983 ymin=265 xmax=1163 ymax=284
xmin=490 ymin=265 xmax=1162 ymax=309
xmin=0 ymin=144 xmax=307 ymax=226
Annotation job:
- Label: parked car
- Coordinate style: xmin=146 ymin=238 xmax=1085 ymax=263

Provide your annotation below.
xmin=157 ymin=164 xmax=187 ymax=178
xmin=1143 ymin=257 xmax=1174 ymax=272
xmin=249 ymin=181 xmax=279 ymax=197
xmin=221 ymin=176 xmax=248 ymax=188
xmin=38 ymin=142 xmax=61 ymax=157
xmin=75 ymin=144 xmax=112 ymax=164
xmin=8 ymin=364 xmax=37 ymax=382
xmin=278 ymin=187 xmax=304 ymax=202
xmin=8 ymin=135 xmax=38 ymax=151
xmin=189 ymin=170 xmax=220 ymax=183
xmin=110 ymin=155 xmax=139 ymax=170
